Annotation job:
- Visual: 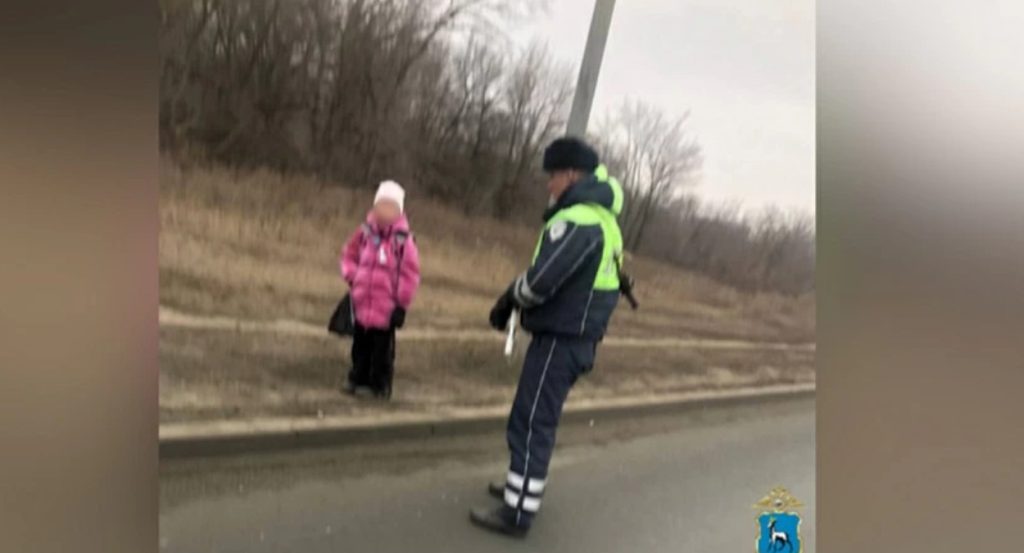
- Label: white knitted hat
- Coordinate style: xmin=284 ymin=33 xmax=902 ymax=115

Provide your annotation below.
xmin=374 ymin=180 xmax=405 ymax=212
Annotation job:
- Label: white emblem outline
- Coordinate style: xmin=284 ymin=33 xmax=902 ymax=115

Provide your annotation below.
xmin=549 ymin=220 xmax=568 ymax=241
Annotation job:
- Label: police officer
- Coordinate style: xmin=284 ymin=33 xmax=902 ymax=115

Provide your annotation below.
xmin=469 ymin=137 xmax=625 ymax=537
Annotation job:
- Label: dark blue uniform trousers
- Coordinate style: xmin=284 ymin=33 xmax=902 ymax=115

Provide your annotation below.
xmin=503 ymin=334 xmax=595 ymax=527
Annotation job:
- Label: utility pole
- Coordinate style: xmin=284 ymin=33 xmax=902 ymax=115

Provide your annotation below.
xmin=566 ymin=0 xmax=616 ymax=138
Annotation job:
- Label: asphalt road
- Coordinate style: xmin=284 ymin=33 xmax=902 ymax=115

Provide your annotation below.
xmin=160 ymin=396 xmax=815 ymax=552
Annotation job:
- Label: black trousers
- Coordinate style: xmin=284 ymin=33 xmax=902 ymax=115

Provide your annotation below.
xmin=502 ymin=334 xmax=595 ymax=528
xmin=349 ymin=324 xmax=396 ymax=393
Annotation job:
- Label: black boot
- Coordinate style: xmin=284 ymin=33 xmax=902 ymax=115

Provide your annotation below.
xmin=487 ymin=481 xmax=505 ymax=500
xmin=468 ymin=506 xmax=529 ymax=538
xmin=342 ymin=381 xmax=375 ymax=397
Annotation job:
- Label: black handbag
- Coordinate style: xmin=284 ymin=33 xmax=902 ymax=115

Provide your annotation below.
xmin=327 ymin=293 xmax=356 ymax=336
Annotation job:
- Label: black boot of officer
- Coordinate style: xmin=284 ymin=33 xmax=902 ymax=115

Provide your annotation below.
xmin=469 ymin=504 xmax=529 ymax=538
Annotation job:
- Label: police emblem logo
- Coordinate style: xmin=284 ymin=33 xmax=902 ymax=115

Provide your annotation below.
xmin=548 ymin=220 xmax=568 ymax=241
xmin=753 ymin=486 xmax=804 ymax=553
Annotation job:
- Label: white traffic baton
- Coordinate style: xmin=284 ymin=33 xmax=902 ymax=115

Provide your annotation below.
xmin=504 ymin=309 xmax=518 ymax=358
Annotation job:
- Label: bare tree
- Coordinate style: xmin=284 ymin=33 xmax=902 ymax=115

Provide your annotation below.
xmin=481 ymin=43 xmax=572 ymax=215
xmin=595 ymin=99 xmax=702 ymax=251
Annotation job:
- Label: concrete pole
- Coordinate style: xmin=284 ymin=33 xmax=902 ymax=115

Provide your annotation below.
xmin=566 ymin=0 xmax=617 ymax=138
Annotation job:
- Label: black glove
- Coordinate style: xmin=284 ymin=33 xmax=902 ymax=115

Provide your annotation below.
xmin=390 ymin=307 xmax=407 ymax=329
xmin=488 ymin=286 xmax=515 ymax=331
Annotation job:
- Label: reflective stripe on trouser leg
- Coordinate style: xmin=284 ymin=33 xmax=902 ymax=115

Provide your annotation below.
xmin=506 ymin=335 xmax=587 ymax=525
xmin=503 ymin=488 xmax=542 ymax=513
xmin=504 ymin=471 xmax=546 ymax=513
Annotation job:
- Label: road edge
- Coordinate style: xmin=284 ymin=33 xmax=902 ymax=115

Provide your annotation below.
xmin=159 ymin=383 xmax=815 ymax=459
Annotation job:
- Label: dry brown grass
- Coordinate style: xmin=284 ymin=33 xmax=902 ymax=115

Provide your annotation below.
xmin=159 ymin=160 xmax=815 ymax=422
xmin=159 ymin=326 xmax=815 ymax=423
xmin=159 ymin=161 xmax=814 ymax=342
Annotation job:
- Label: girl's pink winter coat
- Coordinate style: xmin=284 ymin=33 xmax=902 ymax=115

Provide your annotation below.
xmin=340 ymin=212 xmax=421 ymax=330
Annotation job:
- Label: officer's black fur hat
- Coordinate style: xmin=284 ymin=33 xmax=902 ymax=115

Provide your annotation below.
xmin=543 ymin=137 xmax=599 ymax=173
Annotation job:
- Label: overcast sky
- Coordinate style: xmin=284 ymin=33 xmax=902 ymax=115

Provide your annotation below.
xmin=511 ymin=0 xmax=815 ymax=215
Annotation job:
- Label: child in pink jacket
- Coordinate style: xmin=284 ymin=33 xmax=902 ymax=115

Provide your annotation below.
xmin=340 ymin=180 xmax=421 ymax=399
